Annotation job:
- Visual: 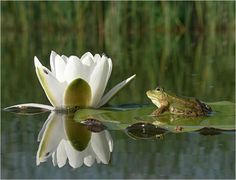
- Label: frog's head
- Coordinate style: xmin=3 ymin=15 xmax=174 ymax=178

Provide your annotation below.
xmin=146 ymin=87 xmax=167 ymax=108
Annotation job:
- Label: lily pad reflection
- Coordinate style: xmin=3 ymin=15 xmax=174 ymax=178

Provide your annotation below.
xmin=196 ymin=127 xmax=235 ymax=136
xmin=126 ymin=122 xmax=167 ymax=140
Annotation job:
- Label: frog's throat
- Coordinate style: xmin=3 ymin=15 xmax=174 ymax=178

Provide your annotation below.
xmin=150 ymin=99 xmax=161 ymax=108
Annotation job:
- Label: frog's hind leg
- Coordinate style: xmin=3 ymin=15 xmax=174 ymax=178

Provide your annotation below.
xmin=184 ymin=109 xmax=199 ymax=116
xmin=151 ymin=106 xmax=168 ymax=116
xmin=169 ymin=103 xmax=199 ymax=116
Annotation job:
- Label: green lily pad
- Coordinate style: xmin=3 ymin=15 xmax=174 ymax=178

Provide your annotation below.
xmin=64 ymin=113 xmax=91 ymax=151
xmin=74 ymin=101 xmax=235 ymax=133
xmin=64 ymin=78 xmax=91 ymax=108
xmin=75 ymin=109 xmax=110 ymax=120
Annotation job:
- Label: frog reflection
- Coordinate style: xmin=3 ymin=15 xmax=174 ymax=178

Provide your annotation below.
xmin=37 ymin=112 xmax=113 ymax=168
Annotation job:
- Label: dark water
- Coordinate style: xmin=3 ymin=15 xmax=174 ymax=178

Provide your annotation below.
xmin=1 ymin=1 xmax=235 ymax=179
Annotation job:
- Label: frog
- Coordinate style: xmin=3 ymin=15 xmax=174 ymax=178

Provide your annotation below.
xmin=146 ymin=87 xmax=212 ymax=117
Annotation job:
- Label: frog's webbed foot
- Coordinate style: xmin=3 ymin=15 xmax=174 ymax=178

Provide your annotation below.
xmin=151 ymin=106 xmax=167 ymax=116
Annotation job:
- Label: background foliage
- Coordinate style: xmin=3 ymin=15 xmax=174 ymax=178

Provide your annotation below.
xmin=1 ymin=1 xmax=235 ymax=107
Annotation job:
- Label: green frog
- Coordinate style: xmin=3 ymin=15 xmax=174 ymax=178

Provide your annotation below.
xmin=146 ymin=87 xmax=212 ymax=117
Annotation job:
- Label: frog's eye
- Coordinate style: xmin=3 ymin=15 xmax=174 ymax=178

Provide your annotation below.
xmin=155 ymin=87 xmax=163 ymax=91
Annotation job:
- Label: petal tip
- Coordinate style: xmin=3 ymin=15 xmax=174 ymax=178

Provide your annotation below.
xmin=127 ymin=74 xmax=136 ymax=82
xmin=51 ymin=50 xmax=58 ymax=58
xmin=34 ymin=56 xmax=41 ymax=67
xmin=3 ymin=106 xmax=9 ymax=111
xmin=3 ymin=105 xmax=17 ymax=112
xmin=51 ymin=50 xmax=56 ymax=54
xmin=81 ymin=52 xmax=94 ymax=61
xmin=95 ymin=74 xmax=136 ymax=108
xmin=36 ymin=156 xmax=46 ymax=166
xmin=36 ymin=157 xmax=40 ymax=166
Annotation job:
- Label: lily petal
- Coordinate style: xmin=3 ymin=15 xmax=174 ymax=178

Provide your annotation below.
xmin=56 ymin=140 xmax=68 ymax=168
xmin=89 ymin=57 xmax=111 ymax=107
xmin=91 ymin=131 xmax=110 ymax=164
xmin=82 ymin=143 xmax=96 ymax=167
xmin=81 ymin=52 xmax=94 ymax=60
xmin=64 ymin=56 xmax=92 ymax=84
xmin=61 ymin=55 xmax=68 ymax=63
xmin=105 ymin=130 xmax=113 ymax=152
xmin=81 ymin=52 xmax=94 ymax=66
xmin=38 ymin=112 xmax=55 ymax=142
xmin=36 ymin=113 xmax=64 ymax=165
xmin=50 ymin=50 xmax=57 ymax=75
xmin=63 ymin=78 xmax=92 ymax=108
xmin=84 ymin=154 xmax=95 ymax=167
xmin=55 ymin=55 xmax=66 ymax=82
xmin=52 ymin=152 xmax=57 ymax=166
xmin=4 ymin=103 xmax=54 ymax=115
xmin=93 ymin=54 xmax=101 ymax=63
xmin=96 ymin=74 xmax=136 ymax=108
xmin=63 ymin=140 xmax=84 ymax=168
xmin=107 ymin=58 xmax=112 ymax=82
xmin=96 ymin=156 xmax=101 ymax=164
xmin=34 ymin=56 xmax=66 ymax=107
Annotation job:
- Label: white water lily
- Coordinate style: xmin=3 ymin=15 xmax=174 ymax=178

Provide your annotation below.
xmin=37 ymin=112 xmax=113 ymax=168
xmin=34 ymin=51 xmax=136 ymax=109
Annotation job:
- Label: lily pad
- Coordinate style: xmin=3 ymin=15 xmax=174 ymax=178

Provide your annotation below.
xmin=74 ymin=101 xmax=235 ymax=133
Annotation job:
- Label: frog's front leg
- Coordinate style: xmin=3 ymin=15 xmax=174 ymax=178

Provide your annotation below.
xmin=151 ymin=105 xmax=168 ymax=116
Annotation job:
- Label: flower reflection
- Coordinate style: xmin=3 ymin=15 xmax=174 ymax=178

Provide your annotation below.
xmin=37 ymin=112 xmax=113 ymax=168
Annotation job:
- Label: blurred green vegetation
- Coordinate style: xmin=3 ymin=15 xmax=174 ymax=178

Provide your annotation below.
xmin=1 ymin=1 xmax=235 ymax=107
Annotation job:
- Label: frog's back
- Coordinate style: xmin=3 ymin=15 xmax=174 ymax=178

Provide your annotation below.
xmin=166 ymin=91 xmax=199 ymax=107
xmin=167 ymin=93 xmax=212 ymax=116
